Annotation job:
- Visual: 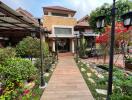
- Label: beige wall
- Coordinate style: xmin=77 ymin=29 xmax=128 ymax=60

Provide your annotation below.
xmin=43 ymin=15 xmax=77 ymax=30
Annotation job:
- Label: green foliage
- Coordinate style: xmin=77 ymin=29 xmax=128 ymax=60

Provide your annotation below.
xmin=43 ymin=42 xmax=50 ymax=57
xmin=89 ymin=0 xmax=132 ymax=33
xmin=77 ymin=60 xmax=132 ymax=99
xmin=16 ymin=36 xmax=39 ymax=57
xmin=111 ymin=69 xmax=132 ymax=100
xmin=79 ymin=36 xmax=88 ymax=57
xmin=0 ymin=58 xmax=37 ymax=84
xmin=125 ymin=57 xmax=132 ymax=63
xmin=16 ymin=36 xmax=49 ymax=58
xmin=0 ymin=47 xmax=16 ymax=64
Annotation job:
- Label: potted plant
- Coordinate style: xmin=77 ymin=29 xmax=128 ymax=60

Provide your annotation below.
xmin=125 ymin=57 xmax=132 ymax=70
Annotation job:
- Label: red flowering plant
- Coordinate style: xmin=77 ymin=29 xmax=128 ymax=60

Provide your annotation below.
xmin=96 ymin=22 xmax=131 ymax=63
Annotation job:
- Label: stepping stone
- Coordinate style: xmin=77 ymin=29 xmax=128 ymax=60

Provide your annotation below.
xmin=81 ymin=68 xmax=86 ymax=72
xmin=87 ymin=73 xmax=92 ymax=77
xmin=87 ymin=64 xmax=90 ymax=67
xmin=96 ymin=89 xmax=107 ymax=95
xmin=88 ymin=78 xmax=95 ymax=84
xmin=44 ymin=73 xmax=50 ymax=77
xmin=50 ymin=68 xmax=53 ymax=72
xmin=97 ymin=74 xmax=104 ymax=79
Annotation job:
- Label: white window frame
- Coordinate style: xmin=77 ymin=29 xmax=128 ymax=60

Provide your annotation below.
xmin=52 ymin=25 xmax=74 ymax=36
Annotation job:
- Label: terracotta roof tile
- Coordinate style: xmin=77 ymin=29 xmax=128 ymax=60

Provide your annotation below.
xmin=43 ymin=6 xmax=76 ymax=13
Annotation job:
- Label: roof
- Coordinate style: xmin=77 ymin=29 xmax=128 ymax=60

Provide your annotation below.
xmin=16 ymin=7 xmax=33 ymax=17
xmin=76 ymin=22 xmax=89 ymax=27
xmin=78 ymin=15 xmax=89 ymax=23
xmin=16 ymin=7 xmax=38 ymax=24
xmin=75 ymin=15 xmax=90 ymax=27
xmin=0 ymin=1 xmax=39 ymax=36
xmin=43 ymin=6 xmax=76 ymax=13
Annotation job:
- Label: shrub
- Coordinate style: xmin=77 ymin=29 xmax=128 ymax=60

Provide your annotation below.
xmin=16 ymin=36 xmax=49 ymax=58
xmin=111 ymin=69 xmax=132 ymax=100
xmin=0 ymin=58 xmax=37 ymax=85
xmin=0 ymin=47 xmax=16 ymax=64
xmin=34 ymin=56 xmax=52 ymax=72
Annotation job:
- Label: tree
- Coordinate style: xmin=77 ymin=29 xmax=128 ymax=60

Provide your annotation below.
xmin=96 ymin=22 xmax=131 ymax=63
xmin=89 ymin=0 xmax=132 ymax=33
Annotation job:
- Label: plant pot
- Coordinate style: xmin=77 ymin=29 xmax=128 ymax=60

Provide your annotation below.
xmin=125 ymin=61 xmax=132 ymax=70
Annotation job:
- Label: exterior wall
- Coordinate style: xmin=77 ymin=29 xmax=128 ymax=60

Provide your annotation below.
xmin=43 ymin=15 xmax=77 ymax=31
xmin=43 ymin=11 xmax=76 ymax=53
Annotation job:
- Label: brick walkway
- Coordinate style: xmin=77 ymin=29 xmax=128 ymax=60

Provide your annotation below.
xmin=40 ymin=55 xmax=94 ymax=100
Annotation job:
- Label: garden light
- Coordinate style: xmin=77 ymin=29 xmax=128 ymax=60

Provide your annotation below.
xmin=96 ymin=16 xmax=105 ymax=29
xmin=121 ymin=11 xmax=132 ymax=28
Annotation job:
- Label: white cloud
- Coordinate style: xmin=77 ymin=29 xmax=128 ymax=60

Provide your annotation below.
xmin=1 ymin=0 xmax=113 ymax=19
xmin=67 ymin=0 xmax=113 ymax=19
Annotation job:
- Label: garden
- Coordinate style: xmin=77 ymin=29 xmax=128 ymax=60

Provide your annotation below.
xmin=0 ymin=36 xmax=57 ymax=100
xmin=76 ymin=58 xmax=132 ymax=100
xmin=76 ymin=0 xmax=132 ymax=99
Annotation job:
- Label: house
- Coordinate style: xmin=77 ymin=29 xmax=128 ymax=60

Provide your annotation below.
xmin=43 ymin=6 xmax=77 ymax=53
xmin=16 ymin=7 xmax=38 ymax=24
xmin=74 ymin=15 xmax=98 ymax=49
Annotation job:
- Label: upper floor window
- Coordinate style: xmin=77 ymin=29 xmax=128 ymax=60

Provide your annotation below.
xmin=54 ymin=27 xmax=72 ymax=35
xmin=52 ymin=13 xmax=68 ymax=17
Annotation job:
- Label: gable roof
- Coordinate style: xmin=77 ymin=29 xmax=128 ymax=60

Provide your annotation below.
xmin=43 ymin=6 xmax=76 ymax=13
xmin=76 ymin=15 xmax=90 ymax=27
xmin=16 ymin=7 xmax=38 ymax=24
xmin=77 ymin=15 xmax=89 ymax=23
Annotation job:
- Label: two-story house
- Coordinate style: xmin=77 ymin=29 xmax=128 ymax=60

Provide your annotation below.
xmin=75 ymin=15 xmax=99 ymax=49
xmin=43 ymin=6 xmax=77 ymax=53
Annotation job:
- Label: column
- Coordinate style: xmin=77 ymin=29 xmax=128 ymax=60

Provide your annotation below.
xmin=72 ymin=39 xmax=75 ymax=53
xmin=52 ymin=40 xmax=55 ymax=52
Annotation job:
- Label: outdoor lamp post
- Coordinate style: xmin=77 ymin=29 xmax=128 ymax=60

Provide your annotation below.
xmin=37 ymin=18 xmax=46 ymax=88
xmin=96 ymin=16 xmax=105 ymax=29
xmin=55 ymin=35 xmax=58 ymax=61
xmin=96 ymin=0 xmax=116 ymax=99
xmin=121 ymin=11 xmax=132 ymax=28
xmin=74 ymin=33 xmax=79 ymax=63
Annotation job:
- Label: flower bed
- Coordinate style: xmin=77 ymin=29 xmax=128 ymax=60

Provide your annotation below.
xmin=76 ymin=59 xmax=132 ymax=100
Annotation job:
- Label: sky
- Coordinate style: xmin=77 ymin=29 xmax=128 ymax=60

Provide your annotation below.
xmin=1 ymin=0 xmax=114 ymax=19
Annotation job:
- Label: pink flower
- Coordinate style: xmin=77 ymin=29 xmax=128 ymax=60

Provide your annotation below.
xmin=23 ymin=89 xmax=30 ymax=95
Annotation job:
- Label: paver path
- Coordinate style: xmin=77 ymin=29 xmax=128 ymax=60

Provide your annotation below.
xmin=40 ymin=55 xmax=94 ymax=100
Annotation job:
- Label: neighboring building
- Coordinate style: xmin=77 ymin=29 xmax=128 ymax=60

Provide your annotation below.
xmin=43 ymin=6 xmax=77 ymax=53
xmin=16 ymin=7 xmax=38 ymax=24
xmin=74 ymin=15 xmax=98 ymax=49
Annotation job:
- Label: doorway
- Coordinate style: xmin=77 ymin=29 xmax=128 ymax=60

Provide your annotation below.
xmin=56 ymin=38 xmax=70 ymax=53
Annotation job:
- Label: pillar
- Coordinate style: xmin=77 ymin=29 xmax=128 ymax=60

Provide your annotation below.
xmin=52 ymin=40 xmax=55 ymax=52
xmin=72 ymin=39 xmax=75 ymax=53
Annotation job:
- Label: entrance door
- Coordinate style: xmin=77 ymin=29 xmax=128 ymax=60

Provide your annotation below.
xmin=56 ymin=38 xmax=70 ymax=53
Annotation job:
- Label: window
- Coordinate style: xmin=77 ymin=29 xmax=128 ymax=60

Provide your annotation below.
xmin=54 ymin=27 xmax=72 ymax=35
xmin=52 ymin=13 xmax=68 ymax=17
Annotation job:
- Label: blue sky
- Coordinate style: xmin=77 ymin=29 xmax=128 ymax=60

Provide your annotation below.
xmin=1 ymin=0 xmax=114 ymax=19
